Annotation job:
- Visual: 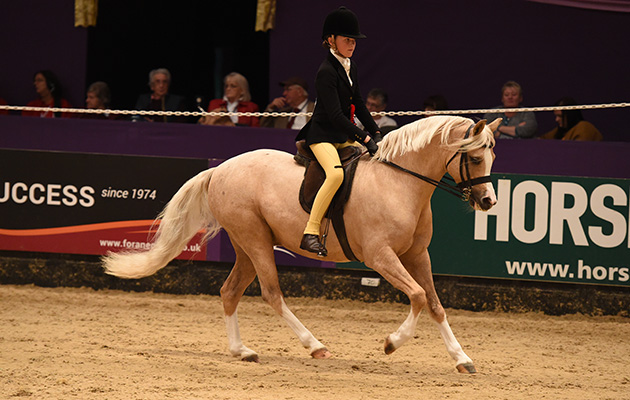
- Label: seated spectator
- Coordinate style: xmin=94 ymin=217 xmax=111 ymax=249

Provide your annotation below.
xmin=260 ymin=77 xmax=314 ymax=130
xmin=423 ymin=94 xmax=449 ymax=114
xmin=483 ymin=80 xmax=537 ymax=139
xmin=539 ymin=97 xmax=602 ymax=141
xmin=81 ymin=81 xmax=118 ymax=120
xmin=135 ymin=68 xmax=187 ymax=123
xmin=22 ymin=70 xmax=73 ymax=118
xmin=200 ymin=72 xmax=259 ymax=127
xmin=0 ymin=97 xmax=8 ymax=115
xmin=356 ymin=88 xmax=398 ymax=134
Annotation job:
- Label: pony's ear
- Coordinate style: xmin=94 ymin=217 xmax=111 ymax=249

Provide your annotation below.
xmin=472 ymin=119 xmax=487 ymax=136
xmin=487 ymin=118 xmax=502 ymax=133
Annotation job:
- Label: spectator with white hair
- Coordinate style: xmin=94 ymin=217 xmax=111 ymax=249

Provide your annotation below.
xmin=135 ymin=68 xmax=187 ymax=123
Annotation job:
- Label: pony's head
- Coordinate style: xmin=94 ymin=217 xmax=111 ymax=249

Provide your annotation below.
xmin=375 ymin=116 xmax=500 ymax=211
xmin=445 ymin=118 xmax=500 ymax=211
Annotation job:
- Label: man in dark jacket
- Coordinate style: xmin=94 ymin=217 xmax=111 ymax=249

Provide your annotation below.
xmin=135 ymin=68 xmax=187 ymax=123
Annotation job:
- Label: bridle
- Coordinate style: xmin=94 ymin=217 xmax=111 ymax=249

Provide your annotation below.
xmin=380 ymin=124 xmax=493 ymax=202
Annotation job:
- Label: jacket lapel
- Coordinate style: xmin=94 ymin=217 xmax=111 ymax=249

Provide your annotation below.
xmin=349 ymin=63 xmax=357 ymax=90
xmin=328 ymin=53 xmax=352 ymax=89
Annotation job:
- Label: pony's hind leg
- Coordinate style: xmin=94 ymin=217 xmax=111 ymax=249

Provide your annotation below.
xmin=228 ymin=228 xmax=330 ymax=359
xmin=401 ymin=248 xmax=476 ymax=373
xmin=221 ymin=244 xmax=259 ymax=362
xmin=254 ymin=249 xmax=331 ymax=359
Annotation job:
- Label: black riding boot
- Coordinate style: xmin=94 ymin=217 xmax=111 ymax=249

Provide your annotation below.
xmin=300 ymin=234 xmax=328 ymax=257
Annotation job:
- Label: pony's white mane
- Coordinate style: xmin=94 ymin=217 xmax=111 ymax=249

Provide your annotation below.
xmin=375 ymin=116 xmax=494 ymax=162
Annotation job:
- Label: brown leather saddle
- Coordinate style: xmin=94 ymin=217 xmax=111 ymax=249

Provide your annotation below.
xmin=294 ymin=140 xmax=363 ymax=261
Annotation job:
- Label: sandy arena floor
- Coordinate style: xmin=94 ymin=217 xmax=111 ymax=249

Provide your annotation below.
xmin=1 ymin=284 xmax=629 ymax=399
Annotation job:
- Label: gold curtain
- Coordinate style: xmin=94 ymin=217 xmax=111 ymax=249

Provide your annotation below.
xmin=255 ymin=0 xmax=276 ymax=32
xmin=75 ymin=0 xmax=98 ymax=27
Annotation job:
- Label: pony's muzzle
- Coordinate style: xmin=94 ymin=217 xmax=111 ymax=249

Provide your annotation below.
xmin=479 ymin=194 xmax=497 ymax=210
xmin=473 ymin=186 xmax=497 ymax=211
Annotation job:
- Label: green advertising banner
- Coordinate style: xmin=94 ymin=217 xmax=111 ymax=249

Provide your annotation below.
xmin=428 ymin=173 xmax=629 ymax=287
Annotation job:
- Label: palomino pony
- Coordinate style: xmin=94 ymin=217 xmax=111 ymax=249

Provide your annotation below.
xmin=103 ymin=115 xmax=500 ymax=373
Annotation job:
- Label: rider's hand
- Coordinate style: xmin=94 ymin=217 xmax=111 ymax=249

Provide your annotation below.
xmin=365 ymin=137 xmax=379 ymax=156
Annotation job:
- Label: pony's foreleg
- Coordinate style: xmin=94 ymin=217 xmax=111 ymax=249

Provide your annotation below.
xmin=365 ymin=247 xmax=427 ymax=354
xmin=401 ymin=248 xmax=475 ymax=373
xmin=433 ymin=318 xmax=475 ymax=373
xmin=384 ymin=309 xmax=420 ymax=353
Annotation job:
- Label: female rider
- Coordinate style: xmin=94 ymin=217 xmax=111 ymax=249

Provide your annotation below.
xmin=296 ymin=6 xmax=380 ymax=256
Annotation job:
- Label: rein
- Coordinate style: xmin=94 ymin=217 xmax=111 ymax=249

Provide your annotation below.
xmin=380 ymin=160 xmax=468 ymax=199
xmin=379 ymin=124 xmax=492 ymax=202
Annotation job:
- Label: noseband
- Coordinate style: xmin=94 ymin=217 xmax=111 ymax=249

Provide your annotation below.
xmin=380 ymin=124 xmax=492 ymax=202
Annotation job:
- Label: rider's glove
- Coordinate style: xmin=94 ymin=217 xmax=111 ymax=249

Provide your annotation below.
xmin=365 ymin=138 xmax=379 ymax=156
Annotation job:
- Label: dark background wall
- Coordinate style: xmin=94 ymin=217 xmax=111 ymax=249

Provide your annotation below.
xmin=85 ymin=0 xmax=269 ymax=111
xmin=0 ymin=0 xmax=269 ymax=112
xmin=1 ymin=1 xmax=88 ymax=108
xmin=269 ymin=0 xmax=630 ymax=140
xmin=1 ymin=0 xmax=628 ymax=140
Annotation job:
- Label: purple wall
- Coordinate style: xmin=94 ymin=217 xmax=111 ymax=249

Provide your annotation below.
xmin=0 ymin=1 xmax=88 ymax=108
xmin=1 ymin=116 xmax=628 ymax=179
xmin=0 ymin=116 xmax=297 ymax=160
xmin=269 ymin=1 xmax=630 ymax=142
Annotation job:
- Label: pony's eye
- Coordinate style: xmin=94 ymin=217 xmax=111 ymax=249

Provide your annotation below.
xmin=470 ymin=157 xmax=483 ymax=165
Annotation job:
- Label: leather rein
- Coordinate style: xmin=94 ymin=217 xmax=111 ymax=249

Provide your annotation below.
xmin=379 ymin=124 xmax=493 ymax=202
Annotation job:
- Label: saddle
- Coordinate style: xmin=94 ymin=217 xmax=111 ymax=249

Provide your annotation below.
xmin=294 ymin=140 xmax=363 ymax=261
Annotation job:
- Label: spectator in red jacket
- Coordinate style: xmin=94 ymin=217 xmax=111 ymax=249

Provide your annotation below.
xmin=200 ymin=72 xmax=259 ymax=127
xmin=22 ymin=70 xmax=73 ymax=118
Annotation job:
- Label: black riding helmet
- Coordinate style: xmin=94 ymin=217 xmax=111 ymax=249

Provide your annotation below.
xmin=321 ymin=6 xmax=366 ymax=40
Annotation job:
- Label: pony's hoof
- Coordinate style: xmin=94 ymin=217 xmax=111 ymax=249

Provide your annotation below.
xmin=311 ymin=348 xmax=332 ymax=359
xmin=456 ymin=362 xmax=477 ymax=374
xmin=241 ymin=354 xmax=260 ymax=363
xmin=384 ymin=337 xmax=396 ymax=355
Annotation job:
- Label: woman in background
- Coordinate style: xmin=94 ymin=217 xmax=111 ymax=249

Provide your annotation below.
xmin=82 ymin=81 xmax=118 ymax=120
xmin=22 ymin=70 xmax=72 ymax=118
xmin=201 ymin=72 xmax=259 ymax=127
xmin=539 ymin=97 xmax=602 ymax=141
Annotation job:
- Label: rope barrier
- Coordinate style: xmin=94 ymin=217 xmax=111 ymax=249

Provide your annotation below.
xmin=1 ymin=102 xmax=629 ymax=118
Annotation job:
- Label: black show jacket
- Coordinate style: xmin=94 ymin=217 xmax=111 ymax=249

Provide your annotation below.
xmin=296 ymin=52 xmax=379 ymax=146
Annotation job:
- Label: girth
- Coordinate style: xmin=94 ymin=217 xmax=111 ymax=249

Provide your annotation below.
xmin=294 ymin=140 xmax=362 ymax=261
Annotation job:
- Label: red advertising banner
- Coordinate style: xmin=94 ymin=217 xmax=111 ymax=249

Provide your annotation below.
xmin=0 ymin=149 xmax=209 ymax=260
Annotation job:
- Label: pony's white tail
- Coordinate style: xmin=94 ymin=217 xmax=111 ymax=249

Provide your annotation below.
xmin=102 ymin=168 xmax=220 ymax=279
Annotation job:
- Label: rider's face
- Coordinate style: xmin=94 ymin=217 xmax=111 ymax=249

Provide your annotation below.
xmin=331 ymin=35 xmax=356 ymax=58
